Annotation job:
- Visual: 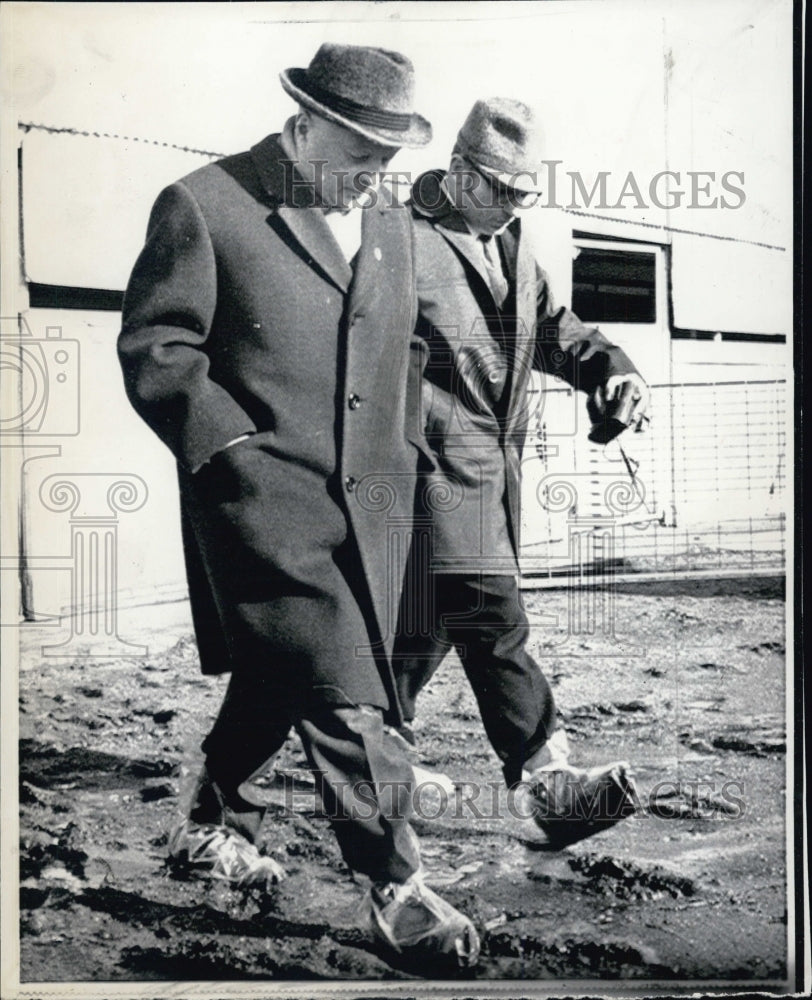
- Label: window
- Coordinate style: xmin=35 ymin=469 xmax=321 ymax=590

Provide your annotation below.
xmin=572 ymin=247 xmax=656 ymax=323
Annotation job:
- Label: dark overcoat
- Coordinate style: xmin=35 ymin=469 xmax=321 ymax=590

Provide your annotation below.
xmin=410 ymin=170 xmax=639 ymax=570
xmin=118 ymin=134 xmax=422 ymax=711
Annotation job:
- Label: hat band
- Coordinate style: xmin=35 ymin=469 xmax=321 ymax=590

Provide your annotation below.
xmin=304 ymin=78 xmax=413 ymax=132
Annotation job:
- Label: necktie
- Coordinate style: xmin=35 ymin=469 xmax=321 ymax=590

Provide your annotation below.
xmin=479 ymin=235 xmax=509 ymax=308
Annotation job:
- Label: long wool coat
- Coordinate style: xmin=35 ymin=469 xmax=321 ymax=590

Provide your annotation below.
xmin=118 ymin=134 xmax=422 ymax=712
xmin=410 ymin=170 xmax=638 ymax=570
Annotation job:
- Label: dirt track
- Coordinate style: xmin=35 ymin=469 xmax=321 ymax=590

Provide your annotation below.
xmin=17 ymin=576 xmax=788 ymax=986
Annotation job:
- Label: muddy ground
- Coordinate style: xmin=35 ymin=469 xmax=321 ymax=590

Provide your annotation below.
xmin=15 ymin=575 xmax=789 ymax=989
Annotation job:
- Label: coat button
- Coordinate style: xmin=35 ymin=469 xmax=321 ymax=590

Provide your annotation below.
xmin=345 ymin=476 xmax=357 ymax=492
xmin=348 ymin=393 xmax=362 ymax=410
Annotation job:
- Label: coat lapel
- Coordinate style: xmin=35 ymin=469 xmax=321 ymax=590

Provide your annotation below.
xmin=346 ymin=194 xmax=393 ymax=321
xmin=413 ymin=170 xmax=500 ymax=308
xmin=250 ymin=134 xmax=353 ymax=294
xmin=436 ymin=225 xmax=499 ymax=309
xmin=505 ymin=223 xmax=538 ymax=432
xmin=277 ymin=205 xmax=353 ymax=293
xmin=343 ymin=196 xmax=411 ymax=401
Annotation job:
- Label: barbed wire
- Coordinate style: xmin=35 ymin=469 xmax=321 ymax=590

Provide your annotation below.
xmin=17 ymin=121 xmax=225 ymax=159
xmin=16 ymin=121 xmax=788 ymax=252
xmin=563 ymin=207 xmax=786 ymax=252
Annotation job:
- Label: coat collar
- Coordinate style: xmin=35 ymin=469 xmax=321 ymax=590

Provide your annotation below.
xmin=250 ymin=129 xmax=371 ymax=293
xmin=249 ymin=131 xmax=306 ymax=207
xmin=410 ymin=169 xmax=466 ymax=230
xmin=410 ymin=169 xmax=521 ymax=306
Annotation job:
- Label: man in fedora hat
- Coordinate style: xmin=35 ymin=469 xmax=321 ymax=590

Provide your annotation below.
xmin=393 ymin=98 xmax=648 ymax=845
xmin=118 ymin=43 xmax=478 ymax=968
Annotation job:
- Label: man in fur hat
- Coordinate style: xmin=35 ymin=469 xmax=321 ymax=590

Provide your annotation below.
xmin=118 ymin=43 xmax=479 ymax=968
xmin=393 ymin=98 xmax=648 ymax=847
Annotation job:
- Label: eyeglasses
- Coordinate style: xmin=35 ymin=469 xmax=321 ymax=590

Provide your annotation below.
xmin=464 ymin=157 xmax=540 ymax=209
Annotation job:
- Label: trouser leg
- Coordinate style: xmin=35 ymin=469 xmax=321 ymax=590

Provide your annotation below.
xmin=392 ymin=626 xmax=452 ymax=726
xmin=393 ymin=563 xmax=556 ymax=785
xmin=392 ymin=530 xmax=452 ymax=724
xmin=199 ymin=678 xmax=421 ymax=884
xmin=194 ymin=669 xmax=293 ymax=841
xmin=298 ymin=704 xmax=421 ymax=885
xmin=394 ymin=568 xmax=557 ymax=785
xmin=444 ymin=573 xmax=557 ymax=787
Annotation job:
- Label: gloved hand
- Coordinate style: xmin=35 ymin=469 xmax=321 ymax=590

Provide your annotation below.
xmin=587 ymin=374 xmax=649 ymax=443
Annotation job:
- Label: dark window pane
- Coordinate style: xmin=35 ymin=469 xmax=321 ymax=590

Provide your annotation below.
xmin=28 ymin=283 xmax=123 ymax=311
xmin=572 ymin=248 xmax=656 ymax=323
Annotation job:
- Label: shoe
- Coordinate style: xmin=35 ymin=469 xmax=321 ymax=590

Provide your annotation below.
xmin=522 ymin=727 xmax=572 ymax=778
xmin=168 ymin=817 xmax=285 ymax=887
xmin=527 ymin=760 xmax=639 ymax=848
xmin=187 ymin=764 xmax=266 ymax=843
xmin=362 ymin=871 xmax=480 ymax=970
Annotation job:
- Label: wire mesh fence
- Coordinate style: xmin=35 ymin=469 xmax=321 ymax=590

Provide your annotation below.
xmin=519 ymin=378 xmax=787 ymax=582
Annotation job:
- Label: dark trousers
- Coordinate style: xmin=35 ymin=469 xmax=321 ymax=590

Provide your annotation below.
xmin=194 ymin=672 xmax=420 ymax=886
xmin=393 ymin=570 xmax=556 ymax=788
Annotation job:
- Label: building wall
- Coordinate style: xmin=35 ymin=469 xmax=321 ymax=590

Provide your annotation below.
xmin=3 ymin=0 xmax=793 ymax=611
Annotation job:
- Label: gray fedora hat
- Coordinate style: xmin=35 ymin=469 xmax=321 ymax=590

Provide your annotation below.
xmin=280 ymin=43 xmax=432 ymax=148
xmin=455 ymin=97 xmax=545 ymax=192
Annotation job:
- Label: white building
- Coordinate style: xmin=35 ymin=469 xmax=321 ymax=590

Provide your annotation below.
xmin=0 ymin=1 xmax=793 ymax=643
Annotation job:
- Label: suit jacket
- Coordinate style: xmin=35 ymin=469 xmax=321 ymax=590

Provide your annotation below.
xmin=410 ymin=170 xmax=638 ymax=570
xmin=118 ymin=133 xmax=420 ymax=709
